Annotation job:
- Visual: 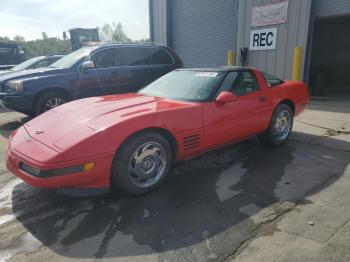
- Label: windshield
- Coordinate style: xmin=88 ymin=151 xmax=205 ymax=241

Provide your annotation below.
xmin=11 ymin=56 xmax=43 ymax=71
xmin=139 ymin=70 xmax=225 ymax=102
xmin=50 ymin=46 xmax=95 ymax=69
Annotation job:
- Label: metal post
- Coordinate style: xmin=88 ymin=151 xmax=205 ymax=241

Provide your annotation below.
xmin=292 ymin=46 xmax=302 ymax=80
xmin=227 ymin=49 xmax=234 ymax=66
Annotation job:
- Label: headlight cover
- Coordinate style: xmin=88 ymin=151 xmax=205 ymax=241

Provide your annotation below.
xmin=20 ymin=162 xmax=95 ymax=178
xmin=6 ymin=80 xmax=24 ymax=92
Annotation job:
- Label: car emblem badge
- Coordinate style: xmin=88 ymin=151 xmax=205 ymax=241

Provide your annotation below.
xmin=24 ymin=136 xmax=31 ymax=142
xmin=35 ymin=129 xmax=44 ymax=135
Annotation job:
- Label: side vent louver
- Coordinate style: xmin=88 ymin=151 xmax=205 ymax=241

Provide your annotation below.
xmin=183 ymin=134 xmax=200 ymax=151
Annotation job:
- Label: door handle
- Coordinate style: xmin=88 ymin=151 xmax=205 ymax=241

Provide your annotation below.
xmin=258 ymin=96 xmax=267 ymax=102
xmin=111 ymin=71 xmax=119 ymax=76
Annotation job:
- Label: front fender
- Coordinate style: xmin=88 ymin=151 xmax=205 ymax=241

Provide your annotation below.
xmin=102 ymin=106 xmax=204 ymax=160
xmin=25 ymin=73 xmax=76 ymax=95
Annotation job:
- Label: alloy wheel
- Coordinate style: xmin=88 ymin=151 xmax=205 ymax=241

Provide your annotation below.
xmin=44 ymin=97 xmax=66 ymax=111
xmin=273 ymin=109 xmax=292 ymax=141
xmin=128 ymin=141 xmax=167 ymax=189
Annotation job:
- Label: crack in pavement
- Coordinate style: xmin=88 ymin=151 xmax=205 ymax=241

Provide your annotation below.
xmin=222 ymin=202 xmax=297 ymax=261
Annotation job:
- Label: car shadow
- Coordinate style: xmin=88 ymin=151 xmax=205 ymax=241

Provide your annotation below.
xmin=10 ymin=136 xmax=350 ymax=260
xmin=0 ymin=116 xmax=30 ymax=139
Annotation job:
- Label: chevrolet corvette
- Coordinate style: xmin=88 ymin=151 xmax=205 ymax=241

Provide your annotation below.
xmin=6 ymin=67 xmax=309 ymax=195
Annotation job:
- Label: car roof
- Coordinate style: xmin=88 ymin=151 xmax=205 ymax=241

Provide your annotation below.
xmin=96 ymin=42 xmax=167 ymax=49
xmin=176 ymin=66 xmax=255 ymax=72
xmin=43 ymin=54 xmax=66 ymax=58
xmin=31 ymin=56 xmax=46 ymax=59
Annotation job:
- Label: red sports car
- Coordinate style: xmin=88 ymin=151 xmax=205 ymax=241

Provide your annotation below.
xmin=6 ymin=67 xmax=309 ymax=195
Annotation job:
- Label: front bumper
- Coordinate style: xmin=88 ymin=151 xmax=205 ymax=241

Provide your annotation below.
xmin=0 ymin=93 xmax=33 ymax=114
xmin=6 ymin=142 xmax=114 ymax=189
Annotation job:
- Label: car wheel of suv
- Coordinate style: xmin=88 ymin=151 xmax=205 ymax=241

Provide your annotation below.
xmin=34 ymin=91 xmax=69 ymax=116
xmin=260 ymin=104 xmax=294 ymax=146
xmin=111 ymin=132 xmax=172 ymax=195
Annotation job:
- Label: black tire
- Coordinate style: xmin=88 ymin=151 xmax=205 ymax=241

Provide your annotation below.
xmin=260 ymin=104 xmax=294 ymax=146
xmin=34 ymin=91 xmax=69 ymax=116
xmin=111 ymin=132 xmax=172 ymax=195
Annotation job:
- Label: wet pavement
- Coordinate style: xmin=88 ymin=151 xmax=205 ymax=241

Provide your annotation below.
xmin=0 ymin=103 xmax=349 ymax=262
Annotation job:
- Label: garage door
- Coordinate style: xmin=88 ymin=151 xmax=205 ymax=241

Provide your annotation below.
xmin=309 ymin=15 xmax=350 ymax=97
xmin=317 ymin=0 xmax=350 ymax=18
xmin=171 ymin=0 xmax=237 ymax=67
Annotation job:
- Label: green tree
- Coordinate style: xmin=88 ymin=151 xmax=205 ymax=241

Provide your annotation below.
xmin=1 ymin=33 xmax=70 ymax=58
xmin=22 ymin=32 xmax=70 ymax=58
xmin=0 ymin=36 xmax=10 ymax=41
xmin=24 ymin=38 xmax=71 ymax=57
xmin=42 ymin=32 xmax=48 ymax=40
xmin=13 ymin=35 xmax=25 ymax=43
xmin=135 ymin=38 xmax=151 ymax=43
xmin=99 ymin=22 xmax=130 ymax=42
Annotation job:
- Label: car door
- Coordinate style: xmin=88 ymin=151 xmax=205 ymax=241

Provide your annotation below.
xmin=76 ymin=48 xmax=116 ymax=98
xmin=112 ymin=46 xmax=155 ymax=93
xmin=91 ymin=47 xmax=130 ymax=96
xmin=143 ymin=47 xmax=178 ymax=84
xmin=202 ymin=70 xmax=272 ymax=149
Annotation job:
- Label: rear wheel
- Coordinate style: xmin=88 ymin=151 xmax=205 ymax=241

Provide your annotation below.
xmin=34 ymin=91 xmax=69 ymax=116
xmin=111 ymin=132 xmax=172 ymax=195
xmin=260 ymin=104 xmax=294 ymax=146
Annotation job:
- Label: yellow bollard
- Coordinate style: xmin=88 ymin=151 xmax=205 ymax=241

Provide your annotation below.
xmin=227 ymin=49 xmax=234 ymax=66
xmin=292 ymin=46 xmax=302 ymax=81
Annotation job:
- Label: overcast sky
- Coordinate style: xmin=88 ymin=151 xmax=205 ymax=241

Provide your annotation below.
xmin=0 ymin=0 xmax=149 ymax=41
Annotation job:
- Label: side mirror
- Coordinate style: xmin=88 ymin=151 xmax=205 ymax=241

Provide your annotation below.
xmin=81 ymin=60 xmax=94 ymax=70
xmin=215 ymin=91 xmax=238 ymax=104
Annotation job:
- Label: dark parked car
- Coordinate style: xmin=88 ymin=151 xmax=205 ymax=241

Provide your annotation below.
xmin=0 ymin=41 xmax=25 ymax=70
xmin=0 ymin=43 xmax=182 ymax=116
xmin=0 ymin=55 xmax=64 ymax=76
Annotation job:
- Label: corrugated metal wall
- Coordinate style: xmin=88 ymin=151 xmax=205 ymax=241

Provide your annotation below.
xmin=235 ymin=0 xmax=312 ymax=80
xmin=149 ymin=0 xmax=168 ymax=46
xmin=317 ymin=0 xmax=350 ymax=18
xmin=171 ymin=0 xmax=237 ymax=67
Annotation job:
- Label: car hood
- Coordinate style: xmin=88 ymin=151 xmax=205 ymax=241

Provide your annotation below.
xmin=0 ymin=67 xmax=66 ymax=82
xmin=0 ymin=70 xmax=11 ymax=75
xmin=24 ymin=93 xmax=198 ymax=151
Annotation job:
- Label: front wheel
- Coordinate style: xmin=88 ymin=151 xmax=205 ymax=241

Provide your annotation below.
xmin=34 ymin=91 xmax=69 ymax=116
xmin=111 ymin=132 xmax=172 ymax=195
xmin=260 ymin=104 xmax=294 ymax=146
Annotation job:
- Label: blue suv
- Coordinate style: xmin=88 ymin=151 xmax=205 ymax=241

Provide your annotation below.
xmin=0 ymin=43 xmax=183 ymax=116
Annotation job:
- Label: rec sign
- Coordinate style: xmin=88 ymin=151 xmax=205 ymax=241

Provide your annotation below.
xmin=250 ymin=28 xmax=277 ymax=51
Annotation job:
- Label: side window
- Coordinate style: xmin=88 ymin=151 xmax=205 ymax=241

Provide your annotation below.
xmin=92 ymin=48 xmax=116 ymax=69
xmin=118 ymin=47 xmax=149 ymax=66
xmin=47 ymin=57 xmax=61 ymax=65
xmin=147 ymin=48 xmax=174 ymax=65
xmin=31 ymin=58 xmax=57 ymax=69
xmin=262 ymin=72 xmax=284 ymax=87
xmin=217 ymin=71 xmax=260 ymax=96
xmin=30 ymin=60 xmax=49 ymax=69
xmin=216 ymin=71 xmax=238 ymax=94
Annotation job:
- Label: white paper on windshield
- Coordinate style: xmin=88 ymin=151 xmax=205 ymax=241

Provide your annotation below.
xmin=195 ymin=72 xmax=218 ymax=78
